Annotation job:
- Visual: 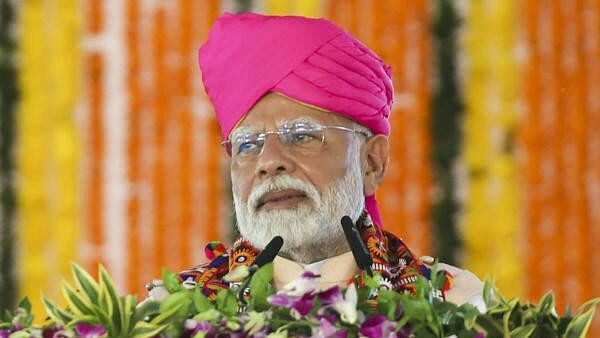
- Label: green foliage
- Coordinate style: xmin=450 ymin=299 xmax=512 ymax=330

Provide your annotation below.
xmin=1 ymin=262 xmax=597 ymax=338
xmin=42 ymin=263 xmax=167 ymax=338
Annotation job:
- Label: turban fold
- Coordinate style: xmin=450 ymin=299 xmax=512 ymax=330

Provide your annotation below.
xmin=199 ymin=12 xmax=392 ymax=229
xmin=199 ymin=12 xmax=393 ymax=139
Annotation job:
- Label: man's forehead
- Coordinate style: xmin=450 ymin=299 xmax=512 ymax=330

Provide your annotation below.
xmin=229 ymin=93 xmax=352 ymax=136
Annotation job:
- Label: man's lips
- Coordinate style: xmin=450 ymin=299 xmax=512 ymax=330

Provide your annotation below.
xmin=256 ymin=189 xmax=308 ymax=210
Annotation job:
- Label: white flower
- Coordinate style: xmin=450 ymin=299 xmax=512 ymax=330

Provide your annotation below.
xmin=333 ymin=283 xmax=358 ymax=324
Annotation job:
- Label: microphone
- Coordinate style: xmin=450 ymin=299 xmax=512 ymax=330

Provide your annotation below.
xmin=341 ymin=216 xmax=373 ymax=277
xmin=238 ymin=236 xmax=284 ymax=305
xmin=252 ymin=236 xmax=284 ymax=270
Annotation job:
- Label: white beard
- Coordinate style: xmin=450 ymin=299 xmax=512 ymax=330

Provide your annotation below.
xmin=232 ymin=142 xmax=365 ymax=263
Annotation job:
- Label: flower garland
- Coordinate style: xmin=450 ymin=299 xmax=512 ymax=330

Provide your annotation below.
xmin=2 ymin=263 xmax=598 ymax=338
xmin=17 ymin=0 xmax=82 ymax=315
xmin=83 ymin=0 xmax=104 ymax=278
xmin=265 ymin=0 xmax=319 ymax=17
xmin=462 ymin=0 xmax=522 ymax=297
xmin=0 ymin=0 xmax=18 ymax=311
xmin=122 ymin=0 xmax=223 ymax=297
xmin=431 ymin=0 xmax=462 ymax=265
xmin=581 ymin=2 xmax=600 ymax=336
xmin=520 ymin=4 xmax=600 ymax=330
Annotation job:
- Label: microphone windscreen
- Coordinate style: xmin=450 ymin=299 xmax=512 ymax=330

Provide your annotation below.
xmin=253 ymin=236 xmax=284 ymax=268
xmin=341 ymin=216 xmax=373 ymax=270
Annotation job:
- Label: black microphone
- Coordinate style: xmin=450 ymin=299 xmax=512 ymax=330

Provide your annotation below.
xmin=238 ymin=236 xmax=284 ymax=305
xmin=341 ymin=216 xmax=373 ymax=277
xmin=252 ymin=236 xmax=284 ymax=270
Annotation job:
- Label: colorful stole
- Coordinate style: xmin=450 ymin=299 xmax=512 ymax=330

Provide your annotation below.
xmin=178 ymin=211 xmax=452 ymax=300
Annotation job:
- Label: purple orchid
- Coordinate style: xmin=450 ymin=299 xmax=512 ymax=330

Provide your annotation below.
xmin=318 ymin=284 xmax=358 ymax=324
xmin=312 ymin=317 xmax=348 ymax=338
xmin=0 ymin=330 xmax=9 ymax=338
xmin=74 ymin=322 xmax=107 ymax=338
xmin=183 ymin=319 xmax=215 ymax=338
xmin=360 ymin=314 xmax=398 ymax=338
xmin=278 ymin=268 xmax=320 ymax=297
xmin=42 ymin=326 xmax=68 ymax=338
xmin=268 ymin=292 xmax=316 ymax=317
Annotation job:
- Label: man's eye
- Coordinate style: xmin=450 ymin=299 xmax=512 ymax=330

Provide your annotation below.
xmin=289 ymin=132 xmax=319 ymax=144
xmin=237 ymin=141 xmax=260 ymax=154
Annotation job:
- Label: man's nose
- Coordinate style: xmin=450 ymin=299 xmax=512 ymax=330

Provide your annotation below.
xmin=255 ymin=135 xmax=296 ymax=177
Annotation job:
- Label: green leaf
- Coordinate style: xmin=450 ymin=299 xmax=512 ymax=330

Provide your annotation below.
xmin=192 ymin=288 xmax=214 ymax=313
xmin=41 ymin=295 xmax=73 ymax=324
xmin=89 ymin=303 xmax=116 ymax=334
xmin=65 ymin=314 xmax=102 ymax=328
xmin=150 ymin=300 xmax=186 ymax=326
xmin=475 ymin=313 xmax=504 ymax=337
xmin=482 ymin=279 xmax=496 ymax=307
xmin=98 ymin=265 xmax=123 ymax=335
xmin=159 ymin=291 xmax=191 ymax=315
xmin=399 ymin=296 xmax=428 ymax=321
xmin=17 ymin=297 xmax=31 ymax=313
xmin=573 ymin=297 xmax=600 ymax=317
xmin=71 ymin=262 xmax=100 ymax=304
xmin=133 ymin=300 xmax=161 ymax=323
xmin=162 ymin=269 xmax=182 ymax=293
xmin=245 ymin=311 xmax=267 ymax=336
xmin=249 ymin=263 xmax=274 ymax=311
xmin=121 ymin=294 xmax=137 ymax=334
xmin=193 ymin=308 xmax=221 ymax=322
xmin=538 ymin=291 xmax=556 ymax=316
xmin=215 ymin=289 xmax=238 ymax=317
xmin=459 ymin=304 xmax=479 ymax=329
xmin=564 ymin=307 xmax=595 ymax=338
xmin=510 ymin=323 xmax=535 ymax=338
xmin=62 ymin=282 xmax=95 ymax=316
xmin=131 ymin=321 xmax=167 ymax=338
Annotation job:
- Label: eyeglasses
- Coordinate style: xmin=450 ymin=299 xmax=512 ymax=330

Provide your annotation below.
xmin=222 ymin=121 xmax=369 ymax=158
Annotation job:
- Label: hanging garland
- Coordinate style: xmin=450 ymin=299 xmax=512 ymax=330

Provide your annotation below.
xmin=0 ymin=0 xmax=18 ymax=311
xmin=462 ymin=0 xmax=521 ymax=297
xmin=17 ymin=0 xmax=81 ymax=315
xmin=431 ymin=0 xmax=462 ymax=265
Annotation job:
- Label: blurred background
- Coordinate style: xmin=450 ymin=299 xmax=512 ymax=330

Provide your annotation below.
xmin=1 ymin=0 xmax=599 ymax=333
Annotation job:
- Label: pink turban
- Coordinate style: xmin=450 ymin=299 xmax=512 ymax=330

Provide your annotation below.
xmin=199 ymin=12 xmax=393 ymax=228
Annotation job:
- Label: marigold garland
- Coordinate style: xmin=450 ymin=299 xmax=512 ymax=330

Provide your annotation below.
xmin=520 ymin=5 xmax=599 ymax=334
xmin=265 ymin=0 xmax=320 ymax=17
xmin=17 ymin=0 xmax=81 ymax=315
xmin=462 ymin=0 xmax=522 ymax=298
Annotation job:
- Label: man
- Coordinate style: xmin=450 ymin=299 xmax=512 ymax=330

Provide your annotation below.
xmin=148 ymin=12 xmax=483 ymax=307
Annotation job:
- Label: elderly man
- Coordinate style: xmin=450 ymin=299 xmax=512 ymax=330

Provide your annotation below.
xmin=148 ymin=12 xmax=483 ymax=307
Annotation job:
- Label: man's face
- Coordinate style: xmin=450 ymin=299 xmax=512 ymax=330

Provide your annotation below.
xmin=229 ymin=92 xmax=366 ymax=262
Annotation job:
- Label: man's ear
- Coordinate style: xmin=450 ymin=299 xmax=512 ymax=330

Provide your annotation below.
xmin=362 ymin=135 xmax=389 ymax=196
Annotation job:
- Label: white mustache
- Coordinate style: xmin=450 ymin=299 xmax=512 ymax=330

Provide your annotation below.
xmin=248 ymin=175 xmax=322 ymax=211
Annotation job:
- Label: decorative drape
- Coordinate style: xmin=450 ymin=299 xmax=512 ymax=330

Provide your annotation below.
xmin=17 ymin=0 xmax=81 ymax=316
xmin=520 ymin=0 xmax=600 ymax=333
xmin=462 ymin=0 xmax=522 ymax=297
xmin=82 ymin=0 xmax=223 ymax=298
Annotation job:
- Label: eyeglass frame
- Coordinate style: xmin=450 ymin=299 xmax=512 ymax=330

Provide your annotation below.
xmin=221 ymin=121 xmax=370 ymax=158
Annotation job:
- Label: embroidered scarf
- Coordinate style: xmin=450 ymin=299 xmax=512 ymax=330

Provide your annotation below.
xmin=178 ymin=211 xmax=452 ymax=300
